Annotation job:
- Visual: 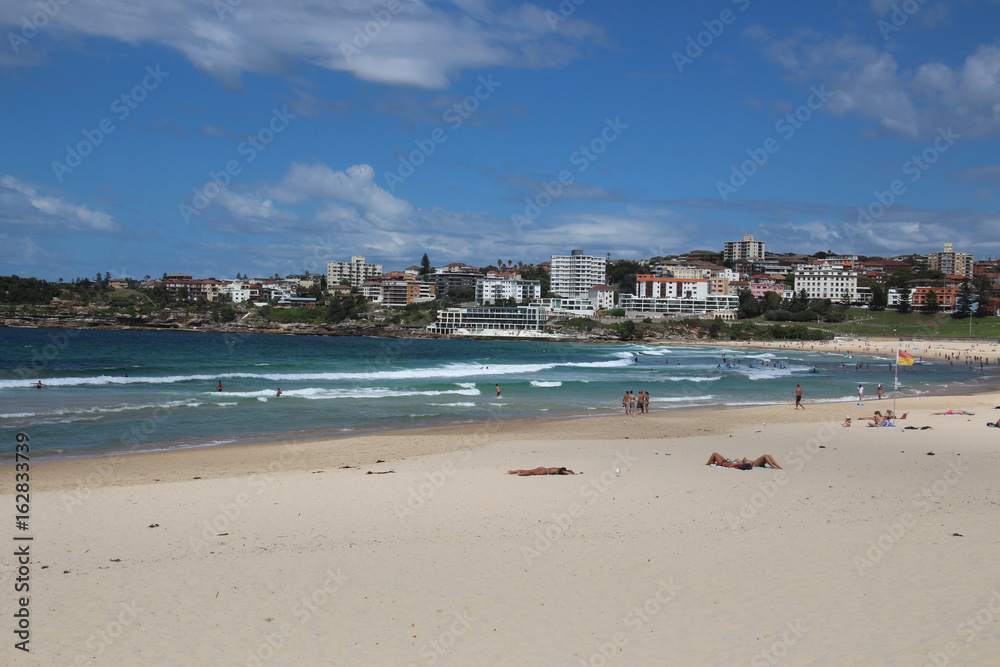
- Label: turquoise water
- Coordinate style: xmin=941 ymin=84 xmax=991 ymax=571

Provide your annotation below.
xmin=0 ymin=328 xmax=994 ymax=459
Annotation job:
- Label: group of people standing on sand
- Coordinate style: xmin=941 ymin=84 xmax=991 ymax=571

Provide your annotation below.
xmin=622 ymin=390 xmax=649 ymax=415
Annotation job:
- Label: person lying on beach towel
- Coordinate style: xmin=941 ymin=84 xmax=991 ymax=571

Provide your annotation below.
xmin=884 ymin=410 xmax=907 ymax=420
xmin=705 ymin=453 xmax=781 ymax=469
xmin=507 ymin=467 xmax=577 ymax=476
xmin=932 ymin=410 xmax=974 ymax=415
xmin=864 ymin=410 xmax=890 ymax=426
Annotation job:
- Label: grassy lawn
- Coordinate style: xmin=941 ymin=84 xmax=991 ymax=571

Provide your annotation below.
xmin=821 ymin=308 xmax=1000 ymax=339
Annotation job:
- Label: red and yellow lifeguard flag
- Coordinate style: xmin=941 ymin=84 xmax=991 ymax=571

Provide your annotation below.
xmin=897 ymin=350 xmax=915 ymax=366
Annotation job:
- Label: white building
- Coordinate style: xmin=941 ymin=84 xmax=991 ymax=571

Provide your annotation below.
xmin=723 ymin=234 xmax=765 ymax=262
xmin=588 ymin=284 xmax=615 ymax=311
xmin=327 ymin=256 xmax=382 ymax=288
xmin=793 ymin=262 xmax=858 ymax=302
xmin=530 ymin=297 xmax=595 ymax=317
xmin=221 ymin=281 xmax=260 ymax=303
xmin=618 ymin=294 xmax=739 ymax=316
xmin=550 ymin=249 xmax=607 ymax=299
xmin=634 ymin=275 xmax=710 ymax=300
xmin=427 ymin=306 xmax=544 ymax=335
xmin=475 ymin=273 xmax=542 ymax=305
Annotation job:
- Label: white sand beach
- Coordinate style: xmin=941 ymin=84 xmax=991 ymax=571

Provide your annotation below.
xmin=4 ymin=343 xmax=1000 ymax=665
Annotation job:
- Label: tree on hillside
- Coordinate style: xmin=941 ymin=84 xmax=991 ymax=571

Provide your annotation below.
xmin=869 ymin=285 xmax=887 ymax=311
xmin=419 ymin=253 xmax=432 ymax=276
xmin=924 ymin=290 xmax=940 ymax=314
xmin=897 ymin=287 xmax=911 ymax=313
xmin=973 ymin=275 xmax=993 ymax=317
xmin=953 ymin=280 xmax=974 ymax=319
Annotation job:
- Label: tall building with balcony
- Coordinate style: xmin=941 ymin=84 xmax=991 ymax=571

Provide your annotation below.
xmin=327 ymin=256 xmax=382 ymax=288
xmin=723 ymin=234 xmax=765 ymax=262
xmin=793 ymin=262 xmax=858 ymax=301
xmin=927 ymin=243 xmax=973 ymax=278
xmin=549 ymin=249 xmax=606 ymax=299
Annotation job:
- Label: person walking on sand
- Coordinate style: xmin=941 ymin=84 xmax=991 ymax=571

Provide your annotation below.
xmin=795 ymin=384 xmax=804 ymax=410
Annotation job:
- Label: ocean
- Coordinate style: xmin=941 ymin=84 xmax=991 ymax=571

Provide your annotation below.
xmin=0 ymin=327 xmax=994 ymax=460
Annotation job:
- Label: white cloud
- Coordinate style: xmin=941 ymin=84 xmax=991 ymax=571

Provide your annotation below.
xmin=747 ymin=27 xmax=1000 ymax=138
xmin=0 ymin=174 xmax=118 ymax=232
xmin=268 ymin=162 xmax=414 ymax=227
xmin=0 ymin=0 xmax=604 ymax=90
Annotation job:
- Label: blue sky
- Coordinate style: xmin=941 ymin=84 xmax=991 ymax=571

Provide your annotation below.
xmin=1 ymin=0 xmax=999 ymax=281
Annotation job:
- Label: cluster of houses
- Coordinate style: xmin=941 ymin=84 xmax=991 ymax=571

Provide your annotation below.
xmin=133 ymin=237 xmax=994 ymax=336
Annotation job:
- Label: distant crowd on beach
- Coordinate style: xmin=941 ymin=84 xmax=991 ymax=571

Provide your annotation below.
xmin=622 ymin=390 xmax=649 ymax=415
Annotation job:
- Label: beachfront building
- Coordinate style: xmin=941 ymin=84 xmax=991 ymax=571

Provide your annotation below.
xmin=723 ymin=234 xmax=765 ymax=263
xmin=634 ymin=274 xmax=709 ymax=300
xmin=927 ymin=243 xmax=973 ymax=278
xmin=658 ymin=265 xmax=713 ymax=279
xmin=618 ymin=293 xmax=739 ymax=317
xmin=792 ymin=262 xmax=858 ymax=302
xmin=748 ymin=275 xmax=786 ymax=299
xmin=327 ymin=256 xmax=382 ymax=288
xmin=222 ymin=281 xmax=262 ymax=303
xmin=588 ymin=284 xmax=615 ymax=311
xmin=427 ymin=305 xmax=543 ymax=335
xmin=475 ymin=273 xmax=542 ymax=305
xmin=550 ymin=249 xmax=607 ymax=299
xmin=382 ymin=279 xmax=436 ymax=306
xmin=530 ymin=297 xmax=595 ymax=317
xmin=910 ymin=285 xmax=960 ymax=312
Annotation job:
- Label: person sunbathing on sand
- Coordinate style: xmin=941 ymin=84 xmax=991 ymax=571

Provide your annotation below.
xmin=884 ymin=410 xmax=907 ymax=420
xmin=865 ymin=410 xmax=887 ymax=426
xmin=705 ymin=453 xmax=781 ymax=469
xmin=932 ymin=410 xmax=974 ymax=415
xmin=507 ymin=467 xmax=577 ymax=476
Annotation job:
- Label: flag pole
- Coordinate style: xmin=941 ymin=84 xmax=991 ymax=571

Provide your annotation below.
xmin=893 ymin=349 xmax=899 ymax=417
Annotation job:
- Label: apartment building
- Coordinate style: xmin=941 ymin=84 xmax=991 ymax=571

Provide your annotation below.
xmin=550 ymin=250 xmax=606 ymax=299
xmin=723 ymin=234 xmax=765 ymax=262
xmin=793 ymin=262 xmax=858 ymax=301
xmin=327 ymin=256 xmax=382 ymax=288
xmin=927 ymin=243 xmax=973 ymax=278
xmin=475 ymin=273 xmax=542 ymax=305
xmin=634 ymin=274 xmax=709 ymax=300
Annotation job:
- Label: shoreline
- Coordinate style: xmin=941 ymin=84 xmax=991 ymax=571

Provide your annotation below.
xmin=8 ymin=335 xmax=999 ymax=467
xmin=6 ymin=354 xmax=1000 ymax=663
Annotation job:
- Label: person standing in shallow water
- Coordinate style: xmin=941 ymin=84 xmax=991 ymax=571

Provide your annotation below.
xmin=217 ymin=380 xmax=223 ymax=392
xmin=795 ymin=384 xmax=804 ymax=410
xmin=495 ymin=384 xmax=501 ymax=399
